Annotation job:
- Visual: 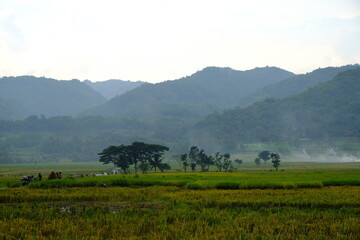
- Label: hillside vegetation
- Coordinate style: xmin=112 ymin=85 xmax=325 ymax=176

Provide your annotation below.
xmin=80 ymin=66 xmax=294 ymax=122
xmin=238 ymin=64 xmax=359 ymax=107
xmin=0 ymin=76 xmax=106 ymax=119
xmin=0 ymin=65 xmax=359 ymax=163
xmin=190 ymin=68 xmax=360 ymax=151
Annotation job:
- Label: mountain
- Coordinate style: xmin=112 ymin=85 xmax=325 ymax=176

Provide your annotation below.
xmin=84 ymin=79 xmax=144 ymax=99
xmin=190 ymin=68 xmax=360 ymax=151
xmin=238 ymin=64 xmax=359 ymax=107
xmin=0 ymin=97 xmax=18 ymax=120
xmin=80 ymin=66 xmax=295 ymax=122
xmin=0 ymin=76 xmax=107 ymax=119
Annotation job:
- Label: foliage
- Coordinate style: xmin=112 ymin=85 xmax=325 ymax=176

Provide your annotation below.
xmin=191 ymin=68 xmax=360 ymax=151
xmin=186 ymin=147 xmax=231 ymax=172
xmin=0 ymin=76 xmax=106 ymax=120
xmin=238 ymin=64 xmax=359 ymax=107
xmin=213 ymin=152 xmax=224 ymax=172
xmin=98 ymin=142 xmax=169 ymax=174
xmin=270 ymin=152 xmax=281 ymax=171
xmin=80 ymin=67 xmax=294 ymax=122
xmin=188 ymin=146 xmax=200 ymax=172
xmin=222 ymin=153 xmax=232 ymax=172
xmin=138 ymin=162 xmax=150 ymax=174
xmin=179 ymin=153 xmax=189 ymax=172
xmin=258 ymin=150 xmax=270 ymax=165
xmin=234 ymin=159 xmax=242 ymax=165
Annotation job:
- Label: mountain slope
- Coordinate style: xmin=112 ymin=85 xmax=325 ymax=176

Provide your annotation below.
xmin=0 ymin=76 xmax=107 ymax=119
xmin=84 ymin=79 xmax=144 ymax=99
xmin=190 ymin=68 xmax=360 ymax=151
xmin=238 ymin=64 xmax=359 ymax=107
xmin=80 ymin=66 xmax=294 ymax=122
xmin=0 ymin=97 xmax=18 ymax=120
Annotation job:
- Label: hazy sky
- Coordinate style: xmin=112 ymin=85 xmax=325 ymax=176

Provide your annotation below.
xmin=1 ymin=0 xmax=359 ymax=83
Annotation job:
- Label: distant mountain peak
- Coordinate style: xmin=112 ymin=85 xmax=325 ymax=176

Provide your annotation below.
xmin=84 ymin=79 xmax=144 ymax=99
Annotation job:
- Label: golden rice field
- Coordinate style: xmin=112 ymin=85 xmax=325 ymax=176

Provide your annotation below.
xmin=0 ymin=162 xmax=359 ymax=239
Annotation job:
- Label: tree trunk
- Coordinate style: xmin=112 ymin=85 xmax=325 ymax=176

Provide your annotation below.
xmin=134 ymin=163 xmax=137 ymax=174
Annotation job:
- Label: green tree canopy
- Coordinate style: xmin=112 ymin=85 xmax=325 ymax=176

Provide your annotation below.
xmin=98 ymin=142 xmax=169 ymax=174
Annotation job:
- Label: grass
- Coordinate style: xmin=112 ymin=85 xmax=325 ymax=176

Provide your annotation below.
xmin=0 ymin=162 xmax=359 ymax=189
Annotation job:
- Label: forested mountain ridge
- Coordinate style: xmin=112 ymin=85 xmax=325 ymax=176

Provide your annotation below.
xmin=189 ymin=68 xmax=360 ymax=151
xmin=84 ymin=79 xmax=144 ymax=99
xmin=0 ymin=76 xmax=107 ymax=119
xmin=0 ymin=97 xmax=17 ymax=120
xmin=80 ymin=66 xmax=295 ymax=122
xmin=238 ymin=64 xmax=359 ymax=107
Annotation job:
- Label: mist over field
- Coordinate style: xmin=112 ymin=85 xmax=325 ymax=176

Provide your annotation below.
xmin=290 ymin=149 xmax=360 ymax=162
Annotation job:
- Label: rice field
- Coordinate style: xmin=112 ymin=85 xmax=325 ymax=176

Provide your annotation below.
xmin=0 ymin=162 xmax=359 ymax=239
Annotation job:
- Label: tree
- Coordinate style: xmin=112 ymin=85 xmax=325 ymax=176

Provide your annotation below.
xmin=222 ymin=153 xmax=232 ymax=172
xmin=270 ymin=152 xmax=281 ymax=171
xmin=258 ymin=151 xmax=270 ymax=165
xmin=214 ymin=152 xmax=234 ymax=172
xmin=234 ymin=159 xmax=243 ymax=166
xmin=148 ymin=153 xmax=161 ymax=172
xmin=146 ymin=144 xmax=169 ymax=172
xmin=214 ymin=152 xmax=224 ymax=172
xmin=98 ymin=142 xmax=169 ymax=174
xmin=159 ymin=163 xmax=171 ymax=173
xmin=139 ymin=162 xmax=150 ymax=173
xmin=254 ymin=157 xmax=261 ymax=166
xmin=188 ymin=146 xmax=200 ymax=172
xmin=197 ymin=150 xmax=212 ymax=172
xmin=179 ymin=153 xmax=189 ymax=172
xmin=98 ymin=145 xmax=130 ymax=174
xmin=127 ymin=142 xmax=147 ymax=174
xmin=127 ymin=142 xmax=168 ymax=174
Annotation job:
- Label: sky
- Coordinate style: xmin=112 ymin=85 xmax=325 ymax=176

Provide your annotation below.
xmin=0 ymin=0 xmax=359 ymax=83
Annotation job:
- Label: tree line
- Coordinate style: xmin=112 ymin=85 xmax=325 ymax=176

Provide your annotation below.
xmin=98 ymin=143 xmax=281 ymax=174
xmin=254 ymin=150 xmax=281 ymax=170
xmin=179 ymin=147 xmax=281 ymax=172
xmin=178 ymin=146 xmax=235 ymax=172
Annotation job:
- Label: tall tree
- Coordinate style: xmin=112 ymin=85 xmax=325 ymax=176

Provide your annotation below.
xmin=145 ymin=144 xmax=169 ymax=172
xmin=222 ymin=153 xmax=232 ymax=172
xmin=258 ymin=151 xmax=270 ymax=165
xmin=98 ymin=142 xmax=169 ymax=174
xmin=270 ymin=152 xmax=281 ymax=171
xmin=214 ymin=152 xmax=224 ymax=172
xmin=197 ymin=150 xmax=213 ymax=172
xmin=98 ymin=145 xmax=130 ymax=174
xmin=188 ymin=146 xmax=200 ymax=172
xmin=179 ymin=153 xmax=189 ymax=172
